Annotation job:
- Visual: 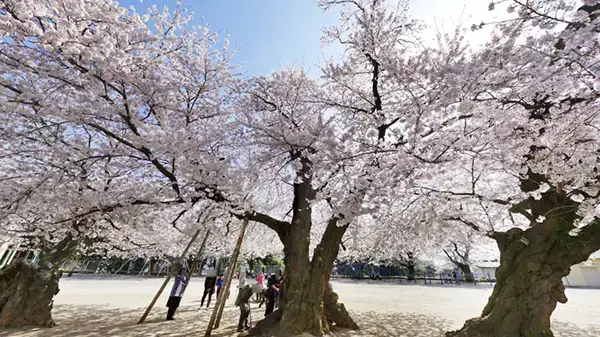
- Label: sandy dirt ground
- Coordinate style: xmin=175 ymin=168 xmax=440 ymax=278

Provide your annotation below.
xmin=3 ymin=276 xmax=600 ymax=337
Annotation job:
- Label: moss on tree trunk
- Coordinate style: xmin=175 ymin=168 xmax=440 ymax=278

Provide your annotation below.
xmin=0 ymin=233 xmax=79 ymax=329
xmin=0 ymin=262 xmax=61 ymax=328
xmin=446 ymin=227 xmax=573 ymax=337
xmin=250 ymin=217 xmax=358 ymax=337
xmin=447 ymin=185 xmax=600 ymax=337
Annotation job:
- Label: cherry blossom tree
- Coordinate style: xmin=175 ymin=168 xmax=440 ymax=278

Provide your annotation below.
xmin=415 ymin=2 xmax=600 ymax=335
xmin=236 ymin=0 xmax=495 ymax=333
xmin=0 ymin=0 xmax=244 ymax=327
xmin=6 ymin=1 xmax=600 ymax=337
xmin=442 ymin=233 xmax=475 ymax=282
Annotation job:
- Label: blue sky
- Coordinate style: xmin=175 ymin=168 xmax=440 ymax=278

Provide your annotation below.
xmin=120 ymin=0 xmax=341 ymax=76
xmin=119 ymin=0 xmax=492 ymax=77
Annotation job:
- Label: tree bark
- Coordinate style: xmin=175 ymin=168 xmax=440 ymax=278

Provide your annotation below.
xmin=323 ymin=280 xmax=359 ymax=330
xmin=458 ymin=263 xmax=473 ymax=283
xmin=249 ymin=151 xmax=358 ymax=336
xmin=0 ymin=261 xmax=60 ymax=328
xmin=447 ymin=210 xmax=600 ymax=337
xmin=406 ymin=264 xmax=415 ymax=281
xmin=0 ymin=233 xmax=79 ymax=328
xmin=149 ymin=258 xmax=157 ymax=276
xmin=250 ymin=218 xmax=358 ymax=337
xmin=399 ymin=252 xmax=417 ymax=281
xmin=447 ymin=177 xmax=600 ymax=337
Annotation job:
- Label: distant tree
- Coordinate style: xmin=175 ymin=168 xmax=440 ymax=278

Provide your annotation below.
xmin=443 ymin=236 xmax=474 ymax=282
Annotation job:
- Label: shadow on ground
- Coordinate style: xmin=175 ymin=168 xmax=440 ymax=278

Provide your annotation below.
xmin=335 ymin=311 xmax=451 ymax=337
xmin=553 ymin=321 xmax=600 ymax=337
xmin=3 ymin=302 xmax=241 ymax=337
xmin=336 ymin=314 xmax=600 ymax=337
xmin=3 ymin=304 xmax=599 ymax=337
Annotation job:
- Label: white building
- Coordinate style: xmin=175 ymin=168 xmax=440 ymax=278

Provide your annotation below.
xmin=472 ymin=260 xmax=499 ymax=281
xmin=472 ymin=258 xmax=600 ymax=287
xmin=563 ymin=259 xmax=600 ymax=288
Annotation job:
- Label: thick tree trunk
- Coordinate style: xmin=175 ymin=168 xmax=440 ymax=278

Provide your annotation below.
xmin=250 ymin=219 xmax=358 ymax=337
xmin=406 ymin=264 xmax=415 ymax=281
xmin=447 ymin=225 xmax=591 ymax=337
xmin=0 ymin=233 xmax=79 ymax=328
xmin=458 ymin=264 xmax=473 ymax=283
xmin=276 ymin=218 xmax=327 ymax=336
xmin=250 ymin=152 xmax=358 ymax=336
xmin=0 ymin=262 xmax=60 ymax=328
xmin=447 ymin=178 xmax=600 ymax=337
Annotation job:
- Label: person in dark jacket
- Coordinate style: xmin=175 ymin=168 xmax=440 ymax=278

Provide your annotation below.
xmin=201 ymin=268 xmax=217 ymax=308
xmin=275 ymin=271 xmax=285 ymax=308
xmin=235 ymin=284 xmax=253 ymax=332
xmin=166 ymin=268 xmax=188 ymax=320
xmin=264 ymin=274 xmax=280 ymax=316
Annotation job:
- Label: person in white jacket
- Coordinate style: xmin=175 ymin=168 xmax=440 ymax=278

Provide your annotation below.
xmin=237 ymin=270 xmax=246 ymax=289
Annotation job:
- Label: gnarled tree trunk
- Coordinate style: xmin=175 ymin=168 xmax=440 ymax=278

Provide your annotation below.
xmin=0 ymin=261 xmax=61 ymax=328
xmin=447 ymin=185 xmax=600 ymax=337
xmin=0 ymin=233 xmax=79 ymax=328
xmin=323 ymin=280 xmax=359 ymax=330
xmin=249 ymin=151 xmax=359 ymax=336
xmin=250 ymin=218 xmax=359 ymax=336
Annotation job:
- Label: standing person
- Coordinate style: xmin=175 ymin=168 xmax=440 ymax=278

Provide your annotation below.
xmin=216 ymin=273 xmax=225 ymax=298
xmin=255 ymin=272 xmax=264 ymax=301
xmin=238 ymin=270 xmax=247 ymax=289
xmin=235 ymin=284 xmax=253 ymax=332
xmin=275 ymin=270 xmax=285 ymax=309
xmin=166 ymin=267 xmax=188 ymax=320
xmin=201 ymin=268 xmax=217 ymax=308
xmin=264 ymin=274 xmax=280 ymax=316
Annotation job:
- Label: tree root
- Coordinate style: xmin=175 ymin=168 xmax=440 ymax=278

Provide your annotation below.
xmin=247 ymin=284 xmax=358 ymax=337
xmin=248 ymin=310 xmax=282 ymax=336
xmin=323 ymin=282 xmax=359 ymax=331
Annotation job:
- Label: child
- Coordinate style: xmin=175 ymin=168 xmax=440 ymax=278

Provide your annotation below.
xmin=166 ymin=268 xmax=188 ymax=320
xmin=216 ymin=273 xmax=225 ymax=297
xmin=254 ymin=272 xmax=264 ymax=301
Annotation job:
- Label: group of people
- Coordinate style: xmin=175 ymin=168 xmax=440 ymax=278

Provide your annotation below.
xmin=164 ymin=265 xmax=286 ymax=333
xmin=200 ymin=268 xmax=227 ymax=308
xmin=165 ymin=266 xmax=226 ymax=321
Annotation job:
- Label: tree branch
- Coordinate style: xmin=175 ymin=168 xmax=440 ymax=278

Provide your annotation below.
xmin=443 ymin=216 xmax=493 ymax=238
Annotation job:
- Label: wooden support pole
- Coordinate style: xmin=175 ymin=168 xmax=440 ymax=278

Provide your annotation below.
xmin=182 ymin=229 xmax=211 ymax=294
xmin=205 ymin=216 xmax=249 ymax=336
xmin=139 ymin=259 xmax=149 ymax=276
xmin=137 ymin=228 xmax=202 ymax=324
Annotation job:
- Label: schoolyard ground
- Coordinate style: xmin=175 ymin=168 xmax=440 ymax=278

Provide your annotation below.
xmin=3 ymin=276 xmax=600 ymax=337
